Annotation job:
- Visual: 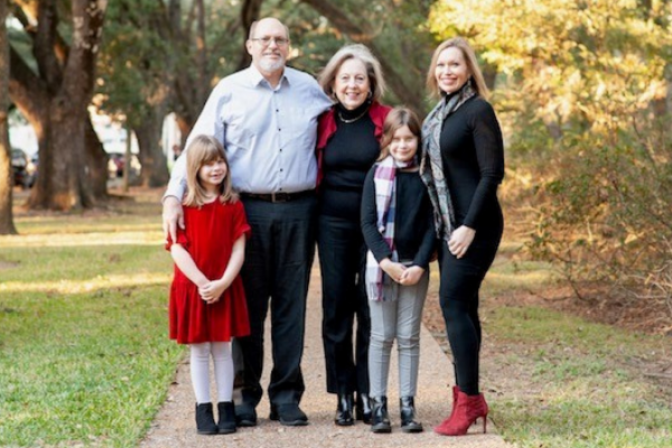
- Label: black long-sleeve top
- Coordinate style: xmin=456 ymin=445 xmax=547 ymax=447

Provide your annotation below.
xmin=319 ymin=102 xmax=380 ymax=220
xmin=361 ymin=168 xmax=436 ymax=268
xmin=440 ymin=96 xmax=504 ymax=237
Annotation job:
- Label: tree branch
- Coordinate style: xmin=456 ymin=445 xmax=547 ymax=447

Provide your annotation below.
xmin=34 ymin=0 xmax=63 ymax=93
xmin=8 ymin=45 xmax=48 ymax=125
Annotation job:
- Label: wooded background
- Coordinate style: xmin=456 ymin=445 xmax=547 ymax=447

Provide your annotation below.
xmin=1 ymin=0 xmax=671 ymax=312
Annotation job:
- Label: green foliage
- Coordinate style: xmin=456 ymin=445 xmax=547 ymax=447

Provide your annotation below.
xmin=429 ymin=0 xmax=672 ymax=301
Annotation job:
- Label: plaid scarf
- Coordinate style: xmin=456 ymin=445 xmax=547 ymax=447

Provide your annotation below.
xmin=419 ymin=81 xmax=476 ymax=244
xmin=365 ymin=155 xmax=416 ymax=301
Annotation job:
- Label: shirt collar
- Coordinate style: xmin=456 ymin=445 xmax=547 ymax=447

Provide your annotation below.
xmin=248 ymin=63 xmax=291 ymax=90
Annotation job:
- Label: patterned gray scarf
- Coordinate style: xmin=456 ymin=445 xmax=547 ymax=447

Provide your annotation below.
xmin=419 ymin=81 xmax=476 ymax=244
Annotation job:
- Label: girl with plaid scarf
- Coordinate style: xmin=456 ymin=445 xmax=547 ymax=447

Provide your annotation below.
xmin=360 ymin=107 xmax=436 ymax=434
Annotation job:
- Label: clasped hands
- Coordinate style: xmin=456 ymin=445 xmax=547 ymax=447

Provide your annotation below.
xmin=379 ymin=259 xmax=424 ymax=286
xmin=197 ymin=278 xmax=230 ymax=304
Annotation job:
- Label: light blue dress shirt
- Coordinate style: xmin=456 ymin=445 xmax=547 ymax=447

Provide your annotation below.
xmin=166 ymin=64 xmax=333 ymax=198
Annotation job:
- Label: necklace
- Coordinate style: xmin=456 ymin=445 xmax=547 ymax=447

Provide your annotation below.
xmin=338 ymin=107 xmax=369 ymax=124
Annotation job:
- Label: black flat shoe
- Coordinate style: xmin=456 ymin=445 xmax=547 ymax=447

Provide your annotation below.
xmin=335 ymin=393 xmax=354 ymax=426
xmin=270 ymin=403 xmax=309 ymax=426
xmin=234 ymin=402 xmax=257 ymax=427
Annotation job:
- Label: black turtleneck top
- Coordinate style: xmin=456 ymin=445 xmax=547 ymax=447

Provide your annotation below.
xmin=320 ymin=101 xmax=380 ymax=220
xmin=440 ymin=96 xmax=504 ymax=238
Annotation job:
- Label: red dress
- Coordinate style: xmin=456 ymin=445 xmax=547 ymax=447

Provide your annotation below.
xmin=166 ymin=199 xmax=251 ymax=344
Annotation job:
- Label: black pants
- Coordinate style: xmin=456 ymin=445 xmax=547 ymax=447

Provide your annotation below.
xmin=237 ymin=195 xmax=317 ymax=406
xmin=317 ymin=214 xmax=370 ymax=396
xmin=439 ymin=235 xmax=500 ymax=396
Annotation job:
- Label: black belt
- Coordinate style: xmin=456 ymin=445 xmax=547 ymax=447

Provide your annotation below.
xmin=240 ymin=190 xmax=314 ymax=203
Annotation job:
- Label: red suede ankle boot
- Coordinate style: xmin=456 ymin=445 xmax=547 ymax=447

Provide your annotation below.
xmin=450 ymin=385 xmax=458 ymax=416
xmin=434 ymin=388 xmax=488 ymax=436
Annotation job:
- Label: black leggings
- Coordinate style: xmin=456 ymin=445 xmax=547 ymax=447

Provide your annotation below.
xmin=439 ymin=238 xmax=499 ymax=396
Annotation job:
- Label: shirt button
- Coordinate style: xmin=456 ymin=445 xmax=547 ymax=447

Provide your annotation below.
xmin=280 ymin=169 xmax=283 ymax=172
xmin=278 ymin=128 xmax=281 ymax=131
xmin=279 ymin=148 xmax=283 ymax=152
xmin=276 ymin=109 xmax=279 ymax=112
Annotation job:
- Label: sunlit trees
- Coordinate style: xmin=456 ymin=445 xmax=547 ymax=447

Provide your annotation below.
xmin=430 ymin=0 xmax=672 ymax=299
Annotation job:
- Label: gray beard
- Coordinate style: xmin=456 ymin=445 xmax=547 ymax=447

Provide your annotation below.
xmin=258 ymin=57 xmax=285 ymax=73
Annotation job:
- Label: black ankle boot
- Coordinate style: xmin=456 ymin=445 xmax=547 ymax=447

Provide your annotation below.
xmin=195 ymin=402 xmax=218 ymax=435
xmin=217 ymin=401 xmax=237 ymax=434
xmin=335 ymin=393 xmax=354 ymax=426
xmin=356 ymin=393 xmax=372 ymax=424
xmin=400 ymin=396 xmax=423 ymax=433
xmin=370 ymin=396 xmax=391 ymax=433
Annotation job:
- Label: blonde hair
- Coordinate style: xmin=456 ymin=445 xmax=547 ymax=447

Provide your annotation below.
xmin=426 ymin=37 xmax=489 ymax=99
xmin=318 ymin=44 xmax=386 ymax=102
xmin=378 ymin=107 xmax=422 ymax=161
xmin=184 ymin=135 xmax=237 ymax=207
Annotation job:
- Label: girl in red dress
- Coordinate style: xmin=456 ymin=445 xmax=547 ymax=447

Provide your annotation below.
xmin=166 ymin=135 xmax=251 ymax=435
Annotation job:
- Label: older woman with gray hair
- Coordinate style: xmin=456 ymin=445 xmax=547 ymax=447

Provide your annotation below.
xmin=315 ymin=44 xmax=391 ymax=426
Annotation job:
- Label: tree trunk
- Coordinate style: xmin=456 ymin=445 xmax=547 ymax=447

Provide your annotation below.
xmin=0 ymin=0 xmax=17 ymax=234
xmin=10 ymin=0 xmax=106 ymax=211
xmin=134 ymin=109 xmax=170 ymax=188
xmin=175 ymin=113 xmax=192 ymax=147
xmin=85 ymin=118 xmax=108 ymax=200
xmin=236 ymin=0 xmax=263 ymax=70
xmin=28 ymin=98 xmax=92 ymax=210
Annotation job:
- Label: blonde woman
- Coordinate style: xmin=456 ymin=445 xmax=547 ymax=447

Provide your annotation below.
xmin=420 ymin=37 xmax=504 ymax=436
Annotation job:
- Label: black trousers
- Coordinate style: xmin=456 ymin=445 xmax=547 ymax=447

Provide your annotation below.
xmin=237 ymin=195 xmax=317 ymax=406
xmin=317 ymin=214 xmax=370 ymax=396
xmin=439 ymin=233 xmax=501 ymax=396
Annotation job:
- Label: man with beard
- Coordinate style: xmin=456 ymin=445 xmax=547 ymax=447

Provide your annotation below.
xmin=163 ymin=17 xmax=332 ymax=427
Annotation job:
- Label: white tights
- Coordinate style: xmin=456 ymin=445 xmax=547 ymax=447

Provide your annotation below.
xmin=189 ymin=341 xmax=233 ymax=404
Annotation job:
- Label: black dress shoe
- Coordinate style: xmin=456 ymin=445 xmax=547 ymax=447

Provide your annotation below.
xmin=356 ymin=393 xmax=372 ymax=424
xmin=400 ymin=396 xmax=423 ymax=433
xmin=234 ymin=402 xmax=257 ymax=427
xmin=335 ymin=393 xmax=354 ymax=426
xmin=270 ymin=403 xmax=309 ymax=426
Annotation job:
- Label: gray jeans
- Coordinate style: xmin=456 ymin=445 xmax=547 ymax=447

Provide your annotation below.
xmin=367 ymin=271 xmax=429 ymax=398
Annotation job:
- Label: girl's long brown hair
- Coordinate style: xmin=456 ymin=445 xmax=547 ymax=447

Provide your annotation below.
xmin=183 ymin=135 xmax=237 ymax=207
xmin=378 ymin=107 xmax=422 ymax=161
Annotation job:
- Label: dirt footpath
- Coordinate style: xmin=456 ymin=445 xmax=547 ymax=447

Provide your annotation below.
xmin=140 ymin=264 xmax=513 ymax=448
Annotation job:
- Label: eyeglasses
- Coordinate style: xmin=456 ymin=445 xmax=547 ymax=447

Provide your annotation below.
xmin=250 ymin=36 xmax=289 ymax=47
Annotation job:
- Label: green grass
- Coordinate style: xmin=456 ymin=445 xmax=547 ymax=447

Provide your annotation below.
xmin=480 ymin=255 xmax=672 ymax=448
xmin=0 ymin=194 xmax=183 ymax=447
